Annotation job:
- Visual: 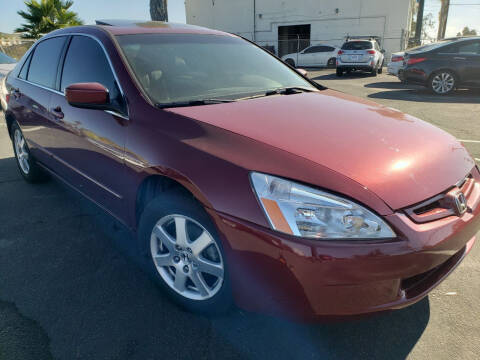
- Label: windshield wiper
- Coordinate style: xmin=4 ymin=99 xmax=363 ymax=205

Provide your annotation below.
xmin=156 ymin=99 xmax=236 ymax=109
xmin=237 ymin=86 xmax=315 ymax=101
xmin=265 ymin=86 xmax=315 ymax=96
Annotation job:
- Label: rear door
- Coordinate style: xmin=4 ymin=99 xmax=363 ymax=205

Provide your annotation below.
xmin=12 ymin=36 xmax=67 ymax=167
xmin=315 ymin=45 xmax=337 ymax=66
xmin=299 ymin=46 xmax=320 ymax=66
xmin=48 ymin=35 xmax=129 ymax=216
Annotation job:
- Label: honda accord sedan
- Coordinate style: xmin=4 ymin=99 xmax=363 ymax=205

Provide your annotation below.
xmin=4 ymin=21 xmax=478 ymax=319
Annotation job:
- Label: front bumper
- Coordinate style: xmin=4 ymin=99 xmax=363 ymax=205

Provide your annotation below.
xmin=206 ymin=180 xmax=480 ymax=319
xmin=403 ymin=67 xmax=429 ymax=85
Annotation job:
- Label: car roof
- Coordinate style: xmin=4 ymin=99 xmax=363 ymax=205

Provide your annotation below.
xmin=44 ymin=20 xmax=232 ymax=39
xmin=95 ymin=19 xmax=230 ymax=36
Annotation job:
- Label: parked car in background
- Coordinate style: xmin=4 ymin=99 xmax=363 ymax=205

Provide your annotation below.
xmin=0 ymin=51 xmax=17 ymax=111
xmin=403 ymin=37 xmax=480 ymax=95
xmin=387 ymin=51 xmax=405 ymax=76
xmin=336 ymin=38 xmax=385 ymax=77
xmin=281 ymin=44 xmax=339 ymax=68
xmin=4 ymin=21 xmax=479 ymax=319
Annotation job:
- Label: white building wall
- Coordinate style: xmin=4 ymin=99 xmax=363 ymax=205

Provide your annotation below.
xmin=185 ymin=0 xmax=412 ymax=59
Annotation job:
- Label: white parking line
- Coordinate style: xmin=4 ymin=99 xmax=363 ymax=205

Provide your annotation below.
xmin=459 ymin=139 xmax=480 ymax=143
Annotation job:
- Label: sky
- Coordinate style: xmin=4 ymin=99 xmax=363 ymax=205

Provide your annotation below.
xmin=0 ymin=0 xmax=186 ymax=33
xmin=0 ymin=0 xmax=478 ymax=38
xmin=423 ymin=0 xmax=480 ymax=38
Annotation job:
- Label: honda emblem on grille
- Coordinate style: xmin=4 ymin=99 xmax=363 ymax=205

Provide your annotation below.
xmin=453 ymin=191 xmax=468 ymax=216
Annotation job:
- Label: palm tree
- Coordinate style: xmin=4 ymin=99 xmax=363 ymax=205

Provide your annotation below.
xmin=150 ymin=0 xmax=168 ymax=22
xmin=15 ymin=0 xmax=83 ymax=39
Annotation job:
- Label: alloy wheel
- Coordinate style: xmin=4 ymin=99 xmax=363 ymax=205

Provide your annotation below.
xmin=14 ymin=129 xmax=30 ymax=174
xmin=431 ymin=72 xmax=455 ymax=94
xmin=150 ymin=214 xmax=224 ymax=300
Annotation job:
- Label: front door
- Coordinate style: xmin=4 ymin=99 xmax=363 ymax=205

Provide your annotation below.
xmin=48 ymin=35 xmax=129 ymax=218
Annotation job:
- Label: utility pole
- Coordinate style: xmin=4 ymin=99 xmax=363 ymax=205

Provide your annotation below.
xmin=415 ymin=0 xmax=425 ymax=45
xmin=437 ymin=0 xmax=450 ymax=40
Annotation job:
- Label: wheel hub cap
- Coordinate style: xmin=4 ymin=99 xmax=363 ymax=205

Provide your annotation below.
xmin=150 ymin=214 xmax=224 ymax=300
xmin=14 ymin=129 xmax=30 ymax=174
xmin=432 ymin=73 xmax=454 ymax=94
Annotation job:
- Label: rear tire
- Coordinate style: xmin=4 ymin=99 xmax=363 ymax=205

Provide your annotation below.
xmin=336 ymin=68 xmax=344 ymax=77
xmin=370 ymin=63 xmax=378 ymax=77
xmin=11 ymin=121 xmax=48 ymax=183
xmin=327 ymin=57 xmax=336 ymax=68
xmin=285 ymin=58 xmax=295 ymax=67
xmin=378 ymin=61 xmax=384 ymax=74
xmin=138 ymin=191 xmax=233 ymax=315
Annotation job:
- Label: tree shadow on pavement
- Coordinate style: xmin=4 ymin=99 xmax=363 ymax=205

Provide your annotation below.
xmin=0 ymin=156 xmax=430 ymax=360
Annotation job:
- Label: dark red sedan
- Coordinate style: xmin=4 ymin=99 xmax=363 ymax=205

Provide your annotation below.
xmin=4 ymin=20 xmax=478 ymax=319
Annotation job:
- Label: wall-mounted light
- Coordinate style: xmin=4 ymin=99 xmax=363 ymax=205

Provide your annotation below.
xmin=259 ymin=14 xmax=262 ymax=19
xmin=335 ymin=8 xmax=340 ymax=15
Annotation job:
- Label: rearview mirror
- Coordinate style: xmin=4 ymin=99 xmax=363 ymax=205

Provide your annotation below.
xmin=296 ymin=68 xmax=308 ymax=77
xmin=65 ymin=82 xmax=109 ymax=109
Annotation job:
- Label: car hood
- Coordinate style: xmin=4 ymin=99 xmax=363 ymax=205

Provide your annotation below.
xmin=167 ymin=90 xmax=474 ymax=210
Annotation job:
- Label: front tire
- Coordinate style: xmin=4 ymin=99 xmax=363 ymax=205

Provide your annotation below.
xmin=138 ymin=192 xmax=232 ymax=314
xmin=11 ymin=121 xmax=47 ymax=183
xmin=429 ymin=70 xmax=456 ymax=95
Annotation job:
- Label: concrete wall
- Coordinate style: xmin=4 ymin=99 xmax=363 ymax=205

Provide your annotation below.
xmin=185 ymin=0 xmax=413 ymax=60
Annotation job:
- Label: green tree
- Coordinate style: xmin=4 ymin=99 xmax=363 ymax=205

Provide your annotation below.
xmin=15 ymin=0 xmax=83 ymax=39
xmin=456 ymin=26 xmax=478 ymax=37
xmin=150 ymin=0 xmax=168 ymax=21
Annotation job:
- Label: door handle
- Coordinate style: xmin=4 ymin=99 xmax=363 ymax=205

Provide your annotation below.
xmin=51 ymin=106 xmax=64 ymax=120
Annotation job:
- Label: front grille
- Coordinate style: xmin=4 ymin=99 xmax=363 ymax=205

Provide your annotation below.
xmin=404 ymin=173 xmax=475 ymax=223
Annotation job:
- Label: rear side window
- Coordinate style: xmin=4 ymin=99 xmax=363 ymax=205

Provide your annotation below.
xmin=19 ymin=52 xmax=33 ymax=79
xmin=27 ymin=37 xmax=66 ymax=88
xmin=341 ymin=41 xmax=373 ymax=50
xmin=61 ymin=36 xmax=121 ymax=106
xmin=304 ymin=46 xmax=322 ymax=54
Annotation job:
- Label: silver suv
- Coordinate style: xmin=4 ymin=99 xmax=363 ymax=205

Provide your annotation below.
xmin=336 ymin=38 xmax=385 ymax=77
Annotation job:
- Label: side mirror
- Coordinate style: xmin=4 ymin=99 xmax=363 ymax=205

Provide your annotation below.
xmin=65 ymin=82 xmax=109 ymax=109
xmin=381 ymin=49 xmax=386 ymax=54
xmin=296 ymin=68 xmax=308 ymax=77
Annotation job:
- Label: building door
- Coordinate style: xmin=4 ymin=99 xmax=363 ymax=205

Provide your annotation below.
xmin=278 ymin=24 xmax=311 ymax=58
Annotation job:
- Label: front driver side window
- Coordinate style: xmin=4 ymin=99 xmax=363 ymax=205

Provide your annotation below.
xmin=61 ymin=36 xmax=124 ymax=111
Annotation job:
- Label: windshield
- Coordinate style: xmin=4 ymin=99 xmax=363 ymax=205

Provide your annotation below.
xmin=0 ymin=52 xmax=16 ymax=64
xmin=116 ymin=33 xmax=317 ymax=105
xmin=341 ymin=41 xmax=373 ymax=50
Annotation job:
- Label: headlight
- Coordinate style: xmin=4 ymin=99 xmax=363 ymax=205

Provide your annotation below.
xmin=250 ymin=172 xmax=396 ymax=240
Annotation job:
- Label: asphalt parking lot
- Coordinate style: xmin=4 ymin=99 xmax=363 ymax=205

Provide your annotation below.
xmin=0 ymin=69 xmax=479 ymax=360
